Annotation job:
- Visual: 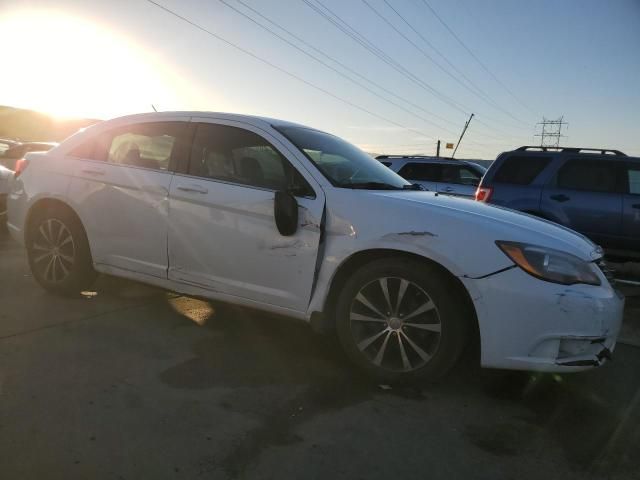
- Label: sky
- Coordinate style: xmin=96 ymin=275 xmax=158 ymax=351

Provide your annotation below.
xmin=0 ymin=0 xmax=639 ymax=159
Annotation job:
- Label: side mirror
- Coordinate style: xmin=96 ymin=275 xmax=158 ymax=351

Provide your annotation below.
xmin=274 ymin=190 xmax=298 ymax=236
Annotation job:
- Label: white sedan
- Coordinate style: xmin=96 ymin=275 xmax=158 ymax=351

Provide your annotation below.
xmin=7 ymin=112 xmax=624 ymax=382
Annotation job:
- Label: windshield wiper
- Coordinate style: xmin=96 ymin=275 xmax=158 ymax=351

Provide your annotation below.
xmin=402 ymin=183 xmax=425 ymax=191
xmin=338 ymin=181 xmax=404 ymax=190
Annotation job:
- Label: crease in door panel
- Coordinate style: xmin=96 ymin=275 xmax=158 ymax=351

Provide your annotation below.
xmin=308 ymin=202 xmax=327 ymax=307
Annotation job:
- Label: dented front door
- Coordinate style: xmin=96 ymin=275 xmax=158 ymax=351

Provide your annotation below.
xmin=167 ymin=120 xmax=325 ymax=312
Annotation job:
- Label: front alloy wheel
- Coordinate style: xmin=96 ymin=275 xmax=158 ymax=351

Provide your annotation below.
xmin=350 ymin=277 xmax=442 ymax=372
xmin=336 ymin=258 xmax=469 ymax=383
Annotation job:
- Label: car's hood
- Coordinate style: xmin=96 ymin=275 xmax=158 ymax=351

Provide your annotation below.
xmin=368 ymin=190 xmax=600 ymax=261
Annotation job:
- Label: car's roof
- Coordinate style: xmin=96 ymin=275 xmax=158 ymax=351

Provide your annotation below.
xmin=102 ymin=111 xmax=313 ymax=130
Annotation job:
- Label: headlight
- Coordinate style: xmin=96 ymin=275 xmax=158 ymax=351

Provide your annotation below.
xmin=496 ymin=241 xmax=601 ymax=286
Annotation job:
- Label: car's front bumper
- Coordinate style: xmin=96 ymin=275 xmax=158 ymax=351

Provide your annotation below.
xmin=462 ymin=265 xmax=624 ymax=372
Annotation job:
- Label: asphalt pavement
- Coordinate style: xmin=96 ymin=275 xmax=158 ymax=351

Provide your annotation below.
xmin=1 ymin=228 xmax=639 ymax=480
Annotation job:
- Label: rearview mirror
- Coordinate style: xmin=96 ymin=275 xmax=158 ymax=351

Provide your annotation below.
xmin=274 ymin=190 xmax=298 ymax=236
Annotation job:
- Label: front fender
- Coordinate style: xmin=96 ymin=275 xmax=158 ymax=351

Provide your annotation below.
xmin=306 ymin=214 xmax=511 ymax=318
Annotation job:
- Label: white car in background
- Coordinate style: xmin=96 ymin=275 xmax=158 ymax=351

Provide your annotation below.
xmin=7 ymin=112 xmax=623 ymax=382
xmin=378 ymin=155 xmax=487 ymax=198
xmin=0 ymin=164 xmax=14 ymax=222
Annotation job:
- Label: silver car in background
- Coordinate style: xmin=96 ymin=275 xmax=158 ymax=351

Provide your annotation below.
xmin=377 ymin=155 xmax=486 ymax=198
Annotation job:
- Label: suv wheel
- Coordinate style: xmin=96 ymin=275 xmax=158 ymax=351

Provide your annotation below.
xmin=336 ymin=258 xmax=469 ymax=383
xmin=27 ymin=208 xmax=96 ymax=296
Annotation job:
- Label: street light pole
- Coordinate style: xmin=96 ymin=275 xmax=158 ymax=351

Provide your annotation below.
xmin=451 ymin=113 xmax=474 ymax=159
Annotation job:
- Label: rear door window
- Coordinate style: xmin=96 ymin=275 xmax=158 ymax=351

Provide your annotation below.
xmin=556 ymin=158 xmax=619 ymax=193
xmin=493 ymin=155 xmax=551 ymax=184
xmin=441 ymin=165 xmax=482 ymax=186
xmin=69 ymin=122 xmax=190 ymax=172
xmin=398 ymin=163 xmax=441 ymax=181
xmin=106 ymin=123 xmax=188 ymax=171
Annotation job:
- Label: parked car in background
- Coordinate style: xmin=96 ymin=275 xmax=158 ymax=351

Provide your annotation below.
xmin=377 ymin=155 xmax=486 ymax=198
xmin=477 ymin=146 xmax=640 ymax=259
xmin=8 ymin=112 xmax=623 ymax=382
xmin=0 ymin=164 xmax=13 ymax=223
xmin=0 ymin=138 xmax=20 ymax=156
xmin=0 ymin=141 xmax=58 ymax=170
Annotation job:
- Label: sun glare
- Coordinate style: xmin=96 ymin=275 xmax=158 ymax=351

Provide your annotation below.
xmin=0 ymin=10 xmax=192 ymax=120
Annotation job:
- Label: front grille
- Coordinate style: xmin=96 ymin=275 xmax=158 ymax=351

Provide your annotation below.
xmin=596 ymin=258 xmax=616 ymax=284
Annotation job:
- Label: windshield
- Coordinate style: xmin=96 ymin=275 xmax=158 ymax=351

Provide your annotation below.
xmin=276 ymin=126 xmax=411 ymax=189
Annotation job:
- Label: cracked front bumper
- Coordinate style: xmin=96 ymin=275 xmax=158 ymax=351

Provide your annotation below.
xmin=462 ymin=266 xmax=624 ymax=372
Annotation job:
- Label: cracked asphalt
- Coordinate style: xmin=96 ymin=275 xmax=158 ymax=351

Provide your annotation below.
xmin=1 ymin=229 xmax=639 ymax=480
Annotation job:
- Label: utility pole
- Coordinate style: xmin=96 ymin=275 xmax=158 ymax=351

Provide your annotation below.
xmin=436 ymin=140 xmax=441 ymax=158
xmin=451 ymin=113 xmax=474 ymax=159
xmin=535 ymin=116 xmax=567 ymax=147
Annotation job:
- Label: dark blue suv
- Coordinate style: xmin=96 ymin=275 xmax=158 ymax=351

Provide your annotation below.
xmin=477 ymin=146 xmax=640 ymax=257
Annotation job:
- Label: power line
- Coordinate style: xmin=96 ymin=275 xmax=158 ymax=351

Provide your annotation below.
xmin=218 ymin=0 xmax=456 ymax=136
xmin=302 ymin=0 xmax=471 ymax=117
xmin=380 ymin=0 xmax=489 ymax=101
xmin=142 ymin=0 xmax=435 ymax=141
xmin=364 ymin=0 xmax=487 ymax=103
xmin=143 ymin=0 xmax=527 ymax=156
xmin=303 ymin=0 xmax=530 ymax=139
xmin=377 ymin=0 xmax=530 ymax=127
xmin=419 ymin=0 xmax=536 ymax=116
xmin=231 ymin=0 xmax=460 ymax=134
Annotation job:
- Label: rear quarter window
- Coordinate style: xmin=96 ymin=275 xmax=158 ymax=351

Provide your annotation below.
xmin=492 ymin=155 xmax=551 ymax=185
xmin=627 ymin=162 xmax=640 ymax=194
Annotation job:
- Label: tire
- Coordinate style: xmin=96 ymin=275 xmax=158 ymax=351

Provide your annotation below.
xmin=335 ymin=257 xmax=469 ymax=383
xmin=26 ymin=206 xmax=96 ymax=296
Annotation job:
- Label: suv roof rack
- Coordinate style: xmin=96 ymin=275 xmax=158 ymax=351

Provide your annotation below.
xmin=515 ymin=146 xmax=627 ymax=156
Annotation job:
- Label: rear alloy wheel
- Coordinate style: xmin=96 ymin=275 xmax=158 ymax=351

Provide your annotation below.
xmin=27 ymin=208 xmax=96 ymax=296
xmin=336 ymin=258 xmax=468 ymax=383
xmin=31 ymin=218 xmax=76 ymax=284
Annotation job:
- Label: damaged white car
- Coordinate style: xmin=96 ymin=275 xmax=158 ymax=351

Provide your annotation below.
xmin=7 ymin=112 xmax=624 ymax=382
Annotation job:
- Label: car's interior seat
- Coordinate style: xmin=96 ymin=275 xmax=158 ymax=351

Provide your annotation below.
xmin=121 ymin=145 xmax=141 ymax=166
xmin=238 ymin=156 xmax=264 ymax=186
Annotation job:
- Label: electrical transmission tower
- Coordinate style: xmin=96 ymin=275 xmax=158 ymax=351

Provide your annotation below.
xmin=535 ymin=116 xmax=567 ymax=147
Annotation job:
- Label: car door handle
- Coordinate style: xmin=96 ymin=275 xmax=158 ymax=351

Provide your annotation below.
xmin=177 ymin=185 xmax=208 ymax=194
xmin=441 ymin=186 xmax=454 ymax=192
xmin=550 ymin=194 xmax=570 ymax=202
xmin=81 ymin=168 xmax=105 ymax=176
xmin=632 ymin=203 xmax=640 ymax=210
